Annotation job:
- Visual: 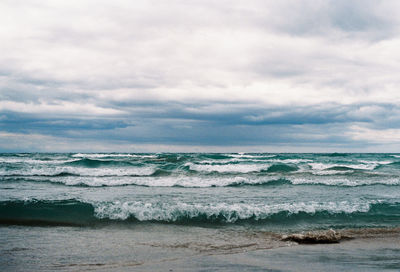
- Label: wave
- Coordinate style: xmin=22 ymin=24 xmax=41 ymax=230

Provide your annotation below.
xmin=0 ymin=157 xmax=77 ymax=164
xmin=291 ymin=177 xmax=400 ymax=186
xmin=0 ymin=165 xmax=157 ymax=178
xmin=326 ymin=153 xmax=349 ymax=157
xmin=308 ymin=163 xmax=379 ymax=173
xmin=191 ymin=158 xmax=311 ymax=166
xmin=178 ymin=160 xmax=396 ymax=176
xmin=4 ymin=173 xmax=400 ymax=187
xmin=310 ymin=162 xmax=378 ymax=171
xmin=18 ymin=176 xmax=289 ymax=187
xmin=155 ymin=154 xmax=189 ymax=163
xmin=269 ymin=159 xmax=313 ymax=163
xmin=375 ymin=161 xmax=400 ymax=169
xmin=71 ymin=153 xmax=157 ymax=159
xmin=0 ymin=199 xmax=97 ymax=226
xmin=264 ymin=164 xmax=298 ymax=173
xmin=186 ymin=163 xmax=269 ymax=173
xmin=1 ymin=199 xmax=398 ymax=226
xmin=325 ymin=166 xmax=356 ymax=171
xmin=64 ymin=158 xmax=137 ymax=168
xmin=225 ymin=154 xmax=276 ymax=159
xmin=39 ymin=172 xmax=81 ymax=177
xmin=185 ymin=162 xmax=299 ymax=174
xmin=0 ymin=172 xmax=82 ymax=178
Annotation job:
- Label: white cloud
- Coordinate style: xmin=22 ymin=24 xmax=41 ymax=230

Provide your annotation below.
xmin=348 ymin=125 xmax=400 ymax=144
xmin=0 ymin=100 xmax=125 ymax=116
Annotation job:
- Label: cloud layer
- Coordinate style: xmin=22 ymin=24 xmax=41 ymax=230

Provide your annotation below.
xmin=1 ymin=0 xmax=400 ymax=152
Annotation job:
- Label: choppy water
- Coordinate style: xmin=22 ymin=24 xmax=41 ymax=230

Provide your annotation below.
xmin=2 ymin=153 xmax=400 ymax=271
xmin=1 ymin=153 xmax=400 ymax=230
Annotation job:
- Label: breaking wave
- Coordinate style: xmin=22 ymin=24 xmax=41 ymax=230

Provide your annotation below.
xmin=3 ymin=173 xmax=400 ymax=187
xmin=0 ymin=166 xmax=157 ymax=178
xmin=185 ymin=163 xmax=298 ymax=174
xmin=65 ymin=158 xmax=135 ymax=167
xmin=10 ymin=176 xmax=289 ymax=187
xmin=1 ymin=199 xmax=399 ymax=226
xmin=71 ymin=153 xmax=157 ymax=159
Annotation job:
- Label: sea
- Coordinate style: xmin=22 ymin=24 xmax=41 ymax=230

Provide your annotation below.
xmin=1 ymin=153 xmax=400 ymax=271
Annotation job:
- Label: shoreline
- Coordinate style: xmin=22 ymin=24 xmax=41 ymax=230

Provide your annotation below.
xmin=2 ymin=224 xmax=400 ymax=271
xmin=134 ymin=230 xmax=400 ymax=271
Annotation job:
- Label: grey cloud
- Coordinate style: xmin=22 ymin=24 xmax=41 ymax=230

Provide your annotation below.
xmin=1 ymin=100 xmax=396 ymax=147
xmin=257 ymin=0 xmax=398 ymax=38
xmin=1 ymin=0 xmax=400 ymax=151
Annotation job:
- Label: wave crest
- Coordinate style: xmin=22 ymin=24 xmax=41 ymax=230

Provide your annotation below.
xmin=1 ymin=199 xmax=398 ymax=226
xmin=94 ymin=200 xmax=375 ymax=223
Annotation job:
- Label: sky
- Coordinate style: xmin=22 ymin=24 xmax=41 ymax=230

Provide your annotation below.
xmin=1 ymin=0 xmax=400 ymax=152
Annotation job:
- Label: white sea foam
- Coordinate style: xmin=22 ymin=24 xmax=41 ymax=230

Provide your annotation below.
xmin=358 ymin=160 xmax=393 ymax=165
xmin=195 ymin=158 xmax=278 ymax=165
xmin=0 ymin=157 xmax=76 ymax=164
xmin=191 ymin=159 xmax=311 ymax=169
xmin=194 ymin=159 xmax=248 ymax=165
xmin=44 ymin=176 xmax=277 ymax=187
xmin=309 ymin=162 xmax=377 ymax=171
xmin=0 ymin=166 xmax=156 ymax=177
xmin=291 ymin=177 xmax=400 ymax=186
xmin=312 ymin=170 xmax=354 ymax=176
xmin=71 ymin=153 xmax=157 ymax=159
xmin=9 ymin=170 xmax=400 ymax=187
xmin=226 ymin=154 xmax=276 ymax=159
xmin=186 ymin=163 xmax=269 ymax=173
xmin=269 ymin=159 xmax=313 ymax=164
xmin=93 ymin=200 xmax=374 ymax=222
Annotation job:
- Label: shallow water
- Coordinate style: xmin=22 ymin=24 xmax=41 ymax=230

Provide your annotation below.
xmin=1 ymin=225 xmax=400 ymax=271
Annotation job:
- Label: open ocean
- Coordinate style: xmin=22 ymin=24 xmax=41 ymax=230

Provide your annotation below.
xmin=1 ymin=153 xmax=400 ymax=271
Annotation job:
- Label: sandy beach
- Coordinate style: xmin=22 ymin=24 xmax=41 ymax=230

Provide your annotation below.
xmin=2 ymin=224 xmax=400 ymax=271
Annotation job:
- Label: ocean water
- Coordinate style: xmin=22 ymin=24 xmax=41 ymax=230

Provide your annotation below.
xmin=1 ymin=153 xmax=400 ymax=271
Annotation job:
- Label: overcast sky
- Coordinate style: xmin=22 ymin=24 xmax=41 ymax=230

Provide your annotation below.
xmin=1 ymin=0 xmax=400 ymax=152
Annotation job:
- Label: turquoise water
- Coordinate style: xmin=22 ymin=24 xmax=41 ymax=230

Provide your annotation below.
xmin=1 ymin=153 xmax=400 ymax=230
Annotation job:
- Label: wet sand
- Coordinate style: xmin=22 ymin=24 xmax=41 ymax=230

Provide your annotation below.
xmin=1 ymin=225 xmax=400 ymax=271
xmin=133 ymin=231 xmax=400 ymax=272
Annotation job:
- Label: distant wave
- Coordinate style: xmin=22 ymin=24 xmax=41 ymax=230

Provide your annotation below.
xmin=0 ymin=158 xmax=77 ymax=164
xmin=309 ymin=162 xmax=379 ymax=171
xmin=20 ymin=176 xmax=290 ymax=187
xmin=225 ymin=154 xmax=276 ymax=159
xmin=290 ymin=177 xmax=400 ymax=187
xmin=185 ymin=163 xmax=268 ymax=173
xmin=326 ymin=166 xmax=357 ymax=171
xmin=264 ymin=164 xmax=298 ymax=173
xmin=64 ymin=158 xmax=136 ymax=167
xmin=3 ymin=174 xmax=400 ymax=187
xmin=375 ymin=161 xmax=400 ymax=169
xmin=2 ymin=153 xmax=400 ymax=188
xmin=185 ymin=162 xmax=298 ymax=174
xmin=1 ymin=199 xmax=398 ymax=226
xmin=72 ymin=153 xmax=157 ymax=159
xmin=0 ymin=166 xmax=157 ymax=178
xmin=326 ymin=153 xmax=349 ymax=157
